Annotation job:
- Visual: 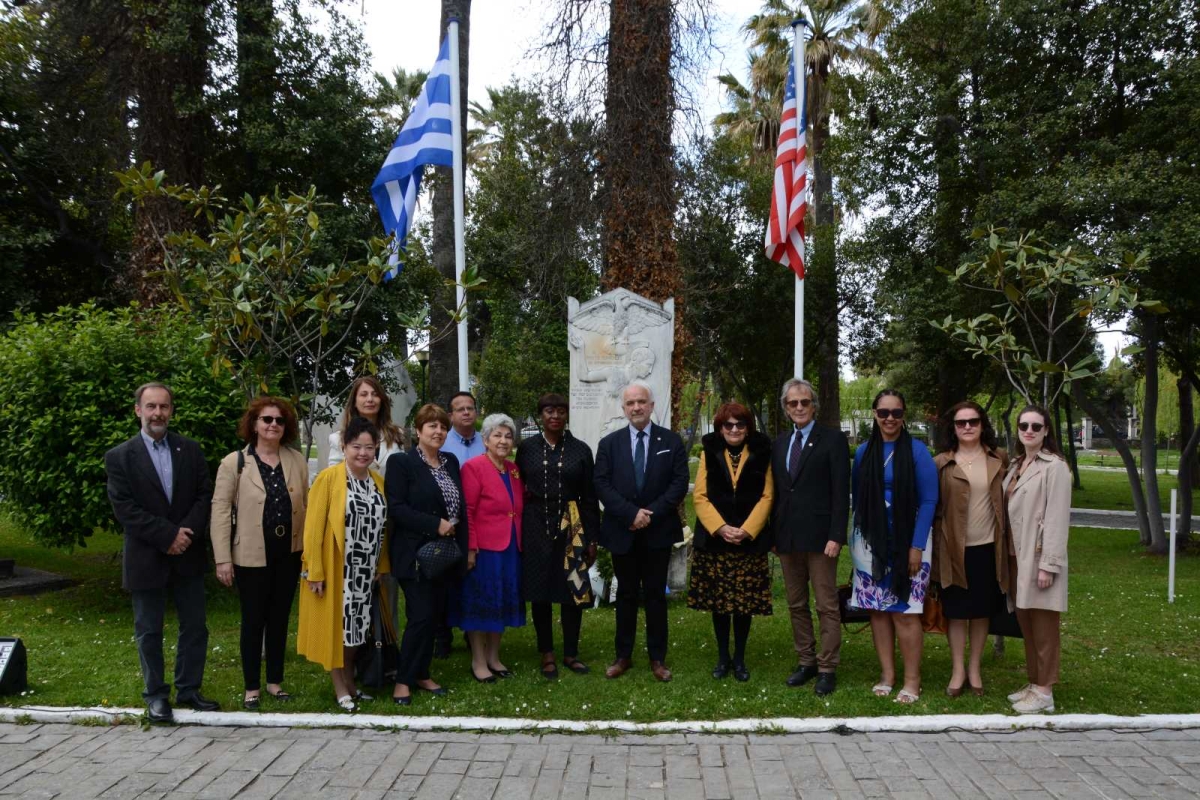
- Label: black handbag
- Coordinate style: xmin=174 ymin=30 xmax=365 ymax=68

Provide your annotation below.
xmin=416 ymin=537 xmax=463 ymax=581
xmin=838 ymin=583 xmax=871 ymax=625
xmin=989 ymin=605 xmax=1024 ymax=639
xmin=355 ymin=579 xmax=399 ymax=688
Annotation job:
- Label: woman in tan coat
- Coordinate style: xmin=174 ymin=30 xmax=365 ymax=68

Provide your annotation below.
xmin=1002 ymin=404 xmax=1071 ymax=714
xmin=932 ymin=401 xmax=1007 ymax=698
xmin=212 ymin=397 xmax=308 ymax=709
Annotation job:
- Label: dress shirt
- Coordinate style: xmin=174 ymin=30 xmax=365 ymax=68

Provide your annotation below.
xmin=785 ymin=420 xmax=816 ymax=474
xmin=627 ymin=422 xmax=654 ymax=457
xmin=140 ymin=429 xmax=173 ymax=503
xmin=441 ymin=427 xmax=484 ymax=466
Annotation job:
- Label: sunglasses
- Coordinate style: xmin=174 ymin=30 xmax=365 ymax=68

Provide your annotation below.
xmin=1018 ymin=421 xmax=1045 ymax=433
xmin=722 ymin=421 xmax=748 ymax=431
xmin=875 ymin=408 xmax=905 ymax=420
xmin=258 ymin=415 xmax=286 ymax=426
xmin=954 ymin=417 xmax=982 ymax=429
xmin=785 ymin=398 xmax=814 ymax=409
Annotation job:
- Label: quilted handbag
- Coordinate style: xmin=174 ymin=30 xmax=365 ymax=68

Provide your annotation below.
xmin=415 ymin=537 xmax=463 ymax=581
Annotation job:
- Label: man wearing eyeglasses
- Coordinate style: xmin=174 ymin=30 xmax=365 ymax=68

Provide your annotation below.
xmin=770 ymin=378 xmax=851 ymax=696
xmin=105 ymin=382 xmax=219 ymax=723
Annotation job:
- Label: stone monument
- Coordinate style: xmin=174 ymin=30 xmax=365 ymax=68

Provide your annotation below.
xmin=568 ymin=288 xmax=674 ymax=452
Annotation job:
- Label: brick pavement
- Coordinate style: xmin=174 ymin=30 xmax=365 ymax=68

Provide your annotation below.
xmin=0 ymin=721 xmax=1198 ymax=799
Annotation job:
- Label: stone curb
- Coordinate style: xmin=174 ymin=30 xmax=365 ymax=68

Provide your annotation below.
xmin=2 ymin=705 xmax=1198 ymax=734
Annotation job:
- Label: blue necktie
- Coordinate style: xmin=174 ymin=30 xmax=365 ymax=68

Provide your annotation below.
xmin=634 ymin=430 xmax=646 ymax=493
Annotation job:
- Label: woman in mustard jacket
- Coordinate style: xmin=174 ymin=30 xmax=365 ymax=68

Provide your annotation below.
xmin=297 ymin=416 xmax=389 ymax=712
xmin=211 ymin=397 xmax=308 ymax=710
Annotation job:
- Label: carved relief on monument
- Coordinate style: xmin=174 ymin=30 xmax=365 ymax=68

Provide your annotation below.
xmin=568 ymin=288 xmax=674 ymax=452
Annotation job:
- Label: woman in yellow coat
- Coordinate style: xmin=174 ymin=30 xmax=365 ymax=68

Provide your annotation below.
xmin=298 ymin=416 xmax=389 ymax=712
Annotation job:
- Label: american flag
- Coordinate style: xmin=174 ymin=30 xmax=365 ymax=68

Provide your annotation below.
xmin=370 ymin=37 xmax=455 ymax=281
xmin=765 ymin=60 xmax=807 ymax=278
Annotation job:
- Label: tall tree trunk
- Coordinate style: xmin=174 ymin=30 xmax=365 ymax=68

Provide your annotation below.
xmin=1073 ymin=384 xmax=1154 ymax=545
xmin=429 ymin=0 xmax=471 ymax=406
xmin=129 ymin=0 xmax=212 ymax=305
xmin=808 ymin=74 xmax=839 ymax=427
xmin=235 ymin=0 xmax=278 ymax=181
xmin=1179 ymin=375 xmax=1196 ymax=537
xmin=1064 ymin=392 xmax=1082 ymax=489
xmin=685 ymin=368 xmax=709 ymax=454
xmin=1139 ymin=315 xmax=1167 ymax=553
xmin=602 ymin=0 xmax=682 ymax=418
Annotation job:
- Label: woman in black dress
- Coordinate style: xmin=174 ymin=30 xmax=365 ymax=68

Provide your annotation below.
xmin=514 ymin=393 xmax=601 ymax=679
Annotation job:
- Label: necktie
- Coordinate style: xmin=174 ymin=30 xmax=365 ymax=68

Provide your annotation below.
xmin=462 ymin=436 xmax=474 ymax=449
xmin=788 ymin=430 xmax=804 ymax=480
xmin=634 ymin=430 xmax=646 ymax=492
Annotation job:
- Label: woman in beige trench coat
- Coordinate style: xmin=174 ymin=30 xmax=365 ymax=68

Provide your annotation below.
xmin=1001 ymin=404 xmax=1071 ymax=715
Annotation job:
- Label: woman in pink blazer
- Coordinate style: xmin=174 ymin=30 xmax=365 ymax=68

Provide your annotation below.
xmin=453 ymin=413 xmax=526 ymax=683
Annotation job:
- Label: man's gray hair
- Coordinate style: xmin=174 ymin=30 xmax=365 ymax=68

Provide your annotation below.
xmin=134 ymin=382 xmax=174 ymax=406
xmin=480 ymin=413 xmax=516 ymax=441
xmin=623 ymin=380 xmax=655 ymax=404
xmin=779 ymin=378 xmax=817 ymax=410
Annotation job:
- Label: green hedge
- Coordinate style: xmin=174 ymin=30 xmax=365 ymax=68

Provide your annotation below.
xmin=0 ymin=305 xmax=244 ymax=549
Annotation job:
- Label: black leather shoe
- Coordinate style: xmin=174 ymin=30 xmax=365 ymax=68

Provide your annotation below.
xmin=712 ymin=660 xmax=731 ymax=679
xmin=146 ymin=698 xmax=173 ymax=724
xmin=393 ymin=694 xmax=412 ymax=706
xmin=178 ymin=693 xmax=220 ymax=712
xmin=489 ymin=667 xmax=514 ymax=679
xmin=786 ymin=665 xmax=819 ymax=687
xmin=733 ymin=662 xmax=751 ymax=682
xmin=470 ymin=667 xmax=497 ymax=684
xmin=416 ymin=684 xmax=448 ymax=696
xmin=814 ymin=671 xmax=838 ymax=696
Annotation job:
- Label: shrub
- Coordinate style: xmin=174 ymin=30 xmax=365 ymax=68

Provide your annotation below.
xmin=0 ymin=304 xmax=245 ymax=548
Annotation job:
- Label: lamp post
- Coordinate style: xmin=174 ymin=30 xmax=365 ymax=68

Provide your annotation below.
xmin=415 ymin=349 xmax=429 ymax=407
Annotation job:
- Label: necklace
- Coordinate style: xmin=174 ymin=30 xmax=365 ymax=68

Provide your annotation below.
xmin=543 ymin=434 xmax=563 ymax=540
xmin=958 ymin=449 xmax=982 ymax=473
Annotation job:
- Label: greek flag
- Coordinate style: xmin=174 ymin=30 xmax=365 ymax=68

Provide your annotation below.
xmin=371 ymin=37 xmax=454 ymax=280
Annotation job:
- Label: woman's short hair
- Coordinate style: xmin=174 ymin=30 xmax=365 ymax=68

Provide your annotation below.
xmin=937 ymin=400 xmax=999 ymax=453
xmin=537 ymin=392 xmax=568 ymax=413
xmin=344 ymin=415 xmax=380 ymax=445
xmin=237 ymin=396 xmax=299 ymax=446
xmin=713 ymin=402 xmax=756 ymax=435
xmin=341 ymin=376 xmax=403 ymax=448
xmin=481 ymin=413 xmax=516 ymax=441
xmin=413 ymin=403 xmax=450 ymax=432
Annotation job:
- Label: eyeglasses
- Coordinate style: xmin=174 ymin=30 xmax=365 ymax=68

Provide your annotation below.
xmin=722 ymin=421 xmax=748 ymax=431
xmin=785 ymin=398 xmax=813 ymax=409
xmin=258 ymin=415 xmax=286 ymax=426
xmin=1018 ymin=421 xmax=1045 ymax=433
xmin=875 ymin=408 xmax=905 ymax=420
xmin=954 ymin=417 xmax=982 ymax=429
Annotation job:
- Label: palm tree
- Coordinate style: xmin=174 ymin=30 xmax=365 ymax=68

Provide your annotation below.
xmin=716 ymin=0 xmax=889 ymax=423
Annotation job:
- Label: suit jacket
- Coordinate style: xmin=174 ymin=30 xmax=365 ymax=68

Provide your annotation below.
xmin=1002 ymin=452 xmax=1071 ymax=612
xmin=384 ymin=450 xmax=471 ymax=581
xmin=770 ymin=423 xmax=851 ymax=553
xmin=594 ymin=422 xmax=689 ymax=555
xmin=461 ymin=455 xmax=524 ymax=552
xmin=211 ymin=446 xmax=309 ymax=566
xmin=105 ymin=431 xmax=212 ymax=591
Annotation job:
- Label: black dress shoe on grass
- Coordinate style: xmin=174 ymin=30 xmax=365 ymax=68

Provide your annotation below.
xmin=814 ymin=672 xmax=838 ymax=696
xmin=178 ymin=693 xmax=220 ymax=712
xmin=786 ymin=665 xmax=819 ymax=687
xmin=733 ymin=663 xmax=751 ymax=682
xmin=712 ymin=660 xmax=731 ymax=679
xmin=146 ymin=698 xmax=173 ymax=724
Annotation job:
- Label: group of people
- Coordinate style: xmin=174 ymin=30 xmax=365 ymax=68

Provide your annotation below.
xmin=104 ymin=374 xmax=1069 ymax=723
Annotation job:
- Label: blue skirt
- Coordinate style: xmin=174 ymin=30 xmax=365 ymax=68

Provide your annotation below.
xmin=450 ymin=531 xmax=525 ymax=633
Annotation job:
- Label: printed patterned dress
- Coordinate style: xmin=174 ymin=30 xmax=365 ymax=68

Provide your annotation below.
xmin=849 ymin=439 xmax=938 ymax=614
xmin=342 ymin=474 xmax=387 ymax=646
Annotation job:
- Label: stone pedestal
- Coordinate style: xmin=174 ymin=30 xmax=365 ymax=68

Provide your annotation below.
xmin=567 ymin=288 xmax=674 ymax=453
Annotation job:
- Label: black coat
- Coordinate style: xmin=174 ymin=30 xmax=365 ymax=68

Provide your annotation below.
xmin=105 ymin=431 xmax=212 ymax=591
xmin=693 ymin=430 xmax=773 ymax=555
xmin=770 ymin=423 xmax=851 ymax=553
xmin=594 ymin=422 xmax=689 ymax=555
xmin=384 ymin=450 xmax=470 ymax=581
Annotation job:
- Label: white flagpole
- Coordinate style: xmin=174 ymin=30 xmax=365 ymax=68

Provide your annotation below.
xmin=792 ymin=19 xmax=806 ymax=380
xmin=448 ymin=18 xmax=469 ymax=391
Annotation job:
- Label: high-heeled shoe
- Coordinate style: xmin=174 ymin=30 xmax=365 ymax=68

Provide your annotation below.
xmin=969 ymin=682 xmax=984 ymax=697
xmin=470 ymin=667 xmax=497 ymax=684
xmin=946 ymin=683 xmax=965 ymax=698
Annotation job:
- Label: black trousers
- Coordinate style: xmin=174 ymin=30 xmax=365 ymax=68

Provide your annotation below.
xmin=397 ymin=576 xmax=436 ymax=687
xmin=131 ymin=571 xmax=208 ymax=703
xmin=235 ymin=553 xmax=301 ymax=691
xmin=432 ymin=579 xmax=452 ymax=647
xmin=531 ymin=602 xmax=584 ymax=659
xmin=611 ymin=541 xmax=672 ymax=662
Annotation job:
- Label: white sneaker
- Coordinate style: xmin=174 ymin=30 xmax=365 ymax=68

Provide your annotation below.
xmin=1007 ymin=684 xmax=1033 ymax=703
xmin=1012 ymin=689 xmax=1054 ymax=714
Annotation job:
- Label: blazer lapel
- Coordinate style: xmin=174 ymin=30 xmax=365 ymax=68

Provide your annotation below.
xmin=244 ymin=447 xmax=265 ymax=492
xmin=131 ymin=434 xmax=169 ymax=503
xmin=790 ymin=427 xmax=821 ymax=486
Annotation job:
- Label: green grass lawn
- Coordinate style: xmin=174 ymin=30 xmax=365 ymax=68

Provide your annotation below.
xmin=2 ymin=515 xmax=1197 ymax=721
xmin=1071 ymin=468 xmax=1200 ymax=513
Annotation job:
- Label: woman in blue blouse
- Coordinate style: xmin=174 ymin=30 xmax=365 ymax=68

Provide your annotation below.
xmin=850 ymin=389 xmax=938 ymax=704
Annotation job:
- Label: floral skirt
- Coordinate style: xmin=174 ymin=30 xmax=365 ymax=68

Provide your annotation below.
xmin=686 ymin=550 xmax=773 ymax=616
xmin=848 ymin=526 xmax=933 ymax=614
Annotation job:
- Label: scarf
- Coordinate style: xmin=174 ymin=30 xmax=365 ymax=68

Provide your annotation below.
xmin=856 ymin=428 xmax=917 ymax=603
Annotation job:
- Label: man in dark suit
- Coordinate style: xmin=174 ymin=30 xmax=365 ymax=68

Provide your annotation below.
xmin=771 ymin=378 xmax=850 ymax=696
xmin=594 ymin=381 xmax=689 ymax=682
xmin=105 ymin=382 xmax=219 ymax=723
